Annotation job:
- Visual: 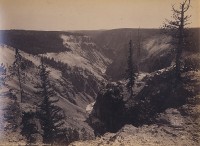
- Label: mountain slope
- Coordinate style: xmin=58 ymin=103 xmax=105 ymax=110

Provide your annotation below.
xmin=45 ymin=34 xmax=111 ymax=78
xmin=0 ymin=33 xmax=111 ymax=141
xmin=79 ymin=28 xmax=200 ymax=80
xmin=0 ymin=45 xmax=85 ymax=120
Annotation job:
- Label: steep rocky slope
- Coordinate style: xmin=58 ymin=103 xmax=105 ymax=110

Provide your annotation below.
xmin=70 ymin=49 xmax=200 ymax=145
xmin=0 ymin=32 xmax=111 ymax=143
xmin=45 ymin=34 xmax=111 ymax=77
xmin=70 ymin=70 xmax=200 ymax=146
xmin=0 ymin=45 xmax=86 ymax=128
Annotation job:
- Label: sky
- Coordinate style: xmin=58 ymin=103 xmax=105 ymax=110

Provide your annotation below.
xmin=0 ymin=0 xmax=199 ymax=31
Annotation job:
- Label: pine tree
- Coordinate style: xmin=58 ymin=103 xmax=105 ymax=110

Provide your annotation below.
xmin=21 ymin=112 xmax=38 ymax=145
xmin=136 ymin=28 xmax=141 ymax=72
xmin=163 ymin=0 xmax=191 ymax=80
xmin=10 ymin=48 xmax=25 ymax=102
xmin=126 ymin=40 xmax=136 ymax=97
xmin=35 ymin=57 xmax=67 ymax=145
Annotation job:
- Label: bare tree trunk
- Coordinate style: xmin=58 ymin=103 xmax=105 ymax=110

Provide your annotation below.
xmin=176 ymin=4 xmax=184 ymax=79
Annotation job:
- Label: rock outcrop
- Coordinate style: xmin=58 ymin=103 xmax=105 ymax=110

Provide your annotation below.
xmin=87 ymin=82 xmax=125 ymax=136
xmin=87 ymin=66 xmax=195 ymax=136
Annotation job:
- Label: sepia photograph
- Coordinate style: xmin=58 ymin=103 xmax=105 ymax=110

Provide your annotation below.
xmin=0 ymin=0 xmax=199 ymax=145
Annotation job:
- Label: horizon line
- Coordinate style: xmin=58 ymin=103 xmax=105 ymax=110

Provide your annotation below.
xmin=0 ymin=27 xmax=200 ymax=32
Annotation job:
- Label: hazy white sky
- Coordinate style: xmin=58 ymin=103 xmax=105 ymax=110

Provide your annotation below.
xmin=0 ymin=0 xmax=199 ymax=30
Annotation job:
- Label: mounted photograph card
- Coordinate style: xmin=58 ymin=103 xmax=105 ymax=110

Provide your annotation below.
xmin=0 ymin=0 xmax=199 ymax=145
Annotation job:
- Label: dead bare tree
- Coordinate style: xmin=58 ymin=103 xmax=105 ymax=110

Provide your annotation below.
xmin=163 ymin=0 xmax=191 ymax=80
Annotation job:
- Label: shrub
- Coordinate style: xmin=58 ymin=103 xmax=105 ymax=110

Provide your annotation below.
xmin=183 ymin=57 xmax=200 ymax=72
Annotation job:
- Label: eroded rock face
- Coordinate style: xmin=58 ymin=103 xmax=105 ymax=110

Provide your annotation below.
xmin=87 ymin=68 xmax=194 ymax=136
xmin=87 ymin=82 xmax=125 ymax=136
